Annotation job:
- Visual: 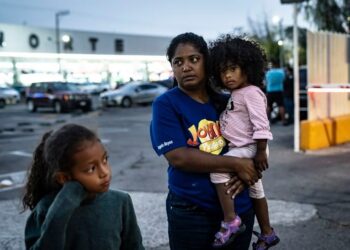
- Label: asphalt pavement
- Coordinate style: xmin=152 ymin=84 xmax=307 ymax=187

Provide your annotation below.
xmin=0 ymin=104 xmax=349 ymax=250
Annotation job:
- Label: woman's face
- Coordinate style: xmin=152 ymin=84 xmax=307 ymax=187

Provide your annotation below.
xmin=171 ymin=43 xmax=206 ymax=91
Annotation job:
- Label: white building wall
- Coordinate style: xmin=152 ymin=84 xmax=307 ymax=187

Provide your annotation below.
xmin=0 ymin=23 xmax=172 ymax=55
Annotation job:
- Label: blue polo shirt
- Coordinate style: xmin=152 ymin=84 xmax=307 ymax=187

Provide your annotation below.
xmin=266 ymin=68 xmax=285 ymax=92
xmin=150 ymin=87 xmax=252 ymax=214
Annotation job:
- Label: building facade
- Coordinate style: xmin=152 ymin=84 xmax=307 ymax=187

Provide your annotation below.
xmin=0 ymin=23 xmax=172 ymax=87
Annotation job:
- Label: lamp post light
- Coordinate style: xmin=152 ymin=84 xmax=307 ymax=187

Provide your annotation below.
xmin=55 ymin=10 xmax=70 ymax=74
xmin=281 ymin=0 xmax=308 ymax=153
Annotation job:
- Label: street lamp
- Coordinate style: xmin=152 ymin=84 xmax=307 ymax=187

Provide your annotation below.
xmin=55 ymin=10 xmax=70 ymax=74
xmin=280 ymin=0 xmax=307 ymax=152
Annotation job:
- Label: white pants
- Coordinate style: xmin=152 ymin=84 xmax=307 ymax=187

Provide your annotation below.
xmin=210 ymin=144 xmax=269 ymax=199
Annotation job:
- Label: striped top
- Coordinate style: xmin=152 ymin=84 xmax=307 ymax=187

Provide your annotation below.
xmin=220 ymin=85 xmax=273 ymax=148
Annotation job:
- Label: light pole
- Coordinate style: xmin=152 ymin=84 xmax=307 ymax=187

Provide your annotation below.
xmin=281 ymin=0 xmax=307 ymax=153
xmin=55 ymin=10 xmax=70 ymax=74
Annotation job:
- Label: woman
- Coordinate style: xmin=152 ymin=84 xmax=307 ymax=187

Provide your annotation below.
xmin=150 ymin=32 xmax=260 ymax=250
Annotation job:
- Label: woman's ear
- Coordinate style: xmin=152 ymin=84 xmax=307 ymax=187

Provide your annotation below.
xmin=55 ymin=171 xmax=71 ymax=185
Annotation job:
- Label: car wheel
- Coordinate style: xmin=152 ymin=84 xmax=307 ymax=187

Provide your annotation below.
xmin=82 ymin=105 xmax=92 ymax=112
xmin=121 ymin=97 xmax=132 ymax=108
xmin=0 ymin=99 xmax=5 ymax=109
xmin=27 ymin=100 xmax=36 ymax=112
xmin=53 ymin=101 xmax=62 ymax=113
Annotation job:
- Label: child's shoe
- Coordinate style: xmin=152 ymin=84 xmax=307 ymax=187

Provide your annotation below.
xmin=252 ymin=228 xmax=280 ymax=250
xmin=212 ymin=215 xmax=246 ymax=248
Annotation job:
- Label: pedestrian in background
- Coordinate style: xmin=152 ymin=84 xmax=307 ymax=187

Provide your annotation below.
xmin=283 ymin=66 xmax=294 ymax=125
xmin=265 ymin=61 xmax=287 ymax=125
xmin=150 ymin=32 xmax=260 ymax=249
xmin=210 ymin=35 xmax=280 ymax=250
xmin=22 ymin=124 xmax=144 ymax=250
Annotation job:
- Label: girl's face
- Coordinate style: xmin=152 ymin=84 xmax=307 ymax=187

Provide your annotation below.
xmin=69 ymin=140 xmax=111 ymax=194
xmin=220 ymin=63 xmax=248 ymax=91
xmin=171 ymin=43 xmax=206 ymax=91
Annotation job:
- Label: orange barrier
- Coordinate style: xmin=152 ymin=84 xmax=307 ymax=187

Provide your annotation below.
xmin=301 ymin=115 xmax=350 ymax=150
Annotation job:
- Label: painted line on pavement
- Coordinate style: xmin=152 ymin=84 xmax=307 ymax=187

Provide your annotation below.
xmin=7 ymin=151 xmax=32 ymax=157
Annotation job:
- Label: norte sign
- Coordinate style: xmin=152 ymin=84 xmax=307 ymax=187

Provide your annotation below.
xmin=280 ymin=0 xmax=306 ymax=3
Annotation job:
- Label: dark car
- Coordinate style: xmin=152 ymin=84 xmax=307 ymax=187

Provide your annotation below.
xmin=26 ymin=82 xmax=92 ymax=113
xmin=152 ymin=78 xmax=174 ymax=89
xmin=299 ymin=66 xmax=308 ymax=120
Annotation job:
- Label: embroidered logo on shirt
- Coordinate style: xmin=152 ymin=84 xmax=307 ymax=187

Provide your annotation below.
xmin=157 ymin=140 xmax=173 ymax=150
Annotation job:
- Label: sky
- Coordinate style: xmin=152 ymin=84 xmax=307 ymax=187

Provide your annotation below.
xmin=0 ymin=0 xmax=310 ymax=40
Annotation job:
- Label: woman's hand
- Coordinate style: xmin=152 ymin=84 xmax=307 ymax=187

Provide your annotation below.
xmin=234 ymin=158 xmax=261 ymax=186
xmin=225 ymin=175 xmax=245 ymax=198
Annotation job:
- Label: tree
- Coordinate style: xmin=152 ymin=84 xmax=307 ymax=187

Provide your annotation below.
xmin=302 ymin=0 xmax=350 ymax=33
xmin=284 ymin=26 xmax=307 ymax=65
xmin=247 ymin=17 xmax=281 ymax=65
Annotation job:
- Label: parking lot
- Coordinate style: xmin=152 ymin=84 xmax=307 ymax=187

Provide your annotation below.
xmin=1 ymin=102 xmax=350 ymax=249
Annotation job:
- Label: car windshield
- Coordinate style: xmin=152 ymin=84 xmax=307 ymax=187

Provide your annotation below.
xmin=118 ymin=83 xmax=138 ymax=91
xmin=0 ymin=87 xmax=11 ymax=91
xmin=52 ymin=83 xmax=79 ymax=91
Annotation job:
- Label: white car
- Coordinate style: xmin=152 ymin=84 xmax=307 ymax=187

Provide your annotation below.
xmin=0 ymin=87 xmax=20 ymax=107
xmin=100 ymin=82 xmax=167 ymax=108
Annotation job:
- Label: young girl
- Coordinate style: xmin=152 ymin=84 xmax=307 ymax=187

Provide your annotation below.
xmin=22 ymin=123 xmax=144 ymax=250
xmin=209 ymin=35 xmax=280 ymax=249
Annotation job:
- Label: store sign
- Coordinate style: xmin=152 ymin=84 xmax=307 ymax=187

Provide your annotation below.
xmin=0 ymin=31 xmax=4 ymax=47
xmin=115 ymin=39 xmax=124 ymax=52
xmin=280 ymin=0 xmax=305 ymax=3
xmin=89 ymin=37 xmax=98 ymax=51
xmin=63 ymin=37 xmax=73 ymax=51
xmin=88 ymin=37 xmax=124 ymax=53
xmin=0 ymin=27 xmax=131 ymax=54
xmin=28 ymin=33 xmax=39 ymax=49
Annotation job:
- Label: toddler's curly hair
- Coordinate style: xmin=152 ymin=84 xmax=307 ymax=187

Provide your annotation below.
xmin=209 ymin=35 xmax=267 ymax=89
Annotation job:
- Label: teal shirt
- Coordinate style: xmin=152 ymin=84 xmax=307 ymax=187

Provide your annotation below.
xmin=266 ymin=68 xmax=285 ymax=92
xmin=25 ymin=182 xmax=144 ymax=250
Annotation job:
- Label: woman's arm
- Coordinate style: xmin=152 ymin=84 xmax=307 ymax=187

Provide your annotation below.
xmin=25 ymin=181 xmax=87 ymax=250
xmin=165 ymin=147 xmax=260 ymax=186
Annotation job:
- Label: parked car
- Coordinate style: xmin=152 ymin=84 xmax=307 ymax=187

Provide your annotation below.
xmin=26 ymin=82 xmax=92 ymax=113
xmin=73 ymin=82 xmax=98 ymax=95
xmin=152 ymin=78 xmax=174 ymax=89
xmin=299 ymin=66 xmax=308 ymax=120
xmin=73 ymin=82 xmax=112 ymax=95
xmin=100 ymin=81 xmax=167 ymax=108
xmin=0 ymin=87 xmax=21 ymax=107
xmin=94 ymin=82 xmax=111 ymax=94
xmin=0 ymin=92 xmax=6 ymax=108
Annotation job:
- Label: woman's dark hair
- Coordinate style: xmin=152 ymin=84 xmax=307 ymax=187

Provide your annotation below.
xmin=166 ymin=32 xmax=210 ymax=75
xmin=22 ymin=124 xmax=98 ymax=210
xmin=166 ymin=32 xmax=227 ymax=112
xmin=209 ymin=34 xmax=267 ymax=89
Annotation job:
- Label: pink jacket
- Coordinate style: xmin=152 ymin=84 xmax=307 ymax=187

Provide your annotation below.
xmin=220 ymin=85 xmax=273 ymax=148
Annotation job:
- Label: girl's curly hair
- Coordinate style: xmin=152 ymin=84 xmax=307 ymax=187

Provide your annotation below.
xmin=209 ymin=34 xmax=267 ymax=89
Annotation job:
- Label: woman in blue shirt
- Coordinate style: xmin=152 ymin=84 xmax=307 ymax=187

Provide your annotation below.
xmin=150 ymin=32 xmax=260 ymax=250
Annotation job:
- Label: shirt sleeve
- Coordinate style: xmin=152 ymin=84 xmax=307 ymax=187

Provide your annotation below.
xmin=24 ymin=181 xmax=87 ymax=250
xmin=150 ymin=95 xmax=188 ymax=156
xmin=244 ymin=88 xmax=273 ymax=140
xmin=120 ymin=194 xmax=145 ymax=250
